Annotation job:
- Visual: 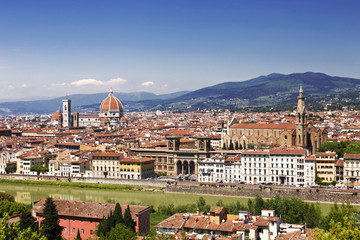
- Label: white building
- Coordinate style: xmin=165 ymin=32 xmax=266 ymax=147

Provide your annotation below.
xmin=197 ymin=155 xmax=225 ymax=183
xmin=269 ymin=148 xmax=308 ymax=185
xmin=305 ymin=156 xmax=316 ymax=186
xmin=241 ymin=150 xmax=270 ymax=184
xmin=197 ymin=154 xmax=241 ymax=183
xmin=344 ymin=153 xmax=360 ymax=187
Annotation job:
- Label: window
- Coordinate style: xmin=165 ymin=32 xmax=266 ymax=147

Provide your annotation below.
xmin=72 ymin=228 xmax=75 ymax=233
xmin=81 ymin=229 xmax=84 ymax=234
xmin=64 ymin=227 xmax=67 ymax=232
xmin=90 ymin=230 xmax=93 ymax=235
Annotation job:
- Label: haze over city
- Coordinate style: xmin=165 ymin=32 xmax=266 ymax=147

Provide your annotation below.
xmin=1 ymin=0 xmax=360 ymax=100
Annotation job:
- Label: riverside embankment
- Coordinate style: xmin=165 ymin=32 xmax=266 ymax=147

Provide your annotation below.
xmin=1 ymin=174 xmax=360 ymax=204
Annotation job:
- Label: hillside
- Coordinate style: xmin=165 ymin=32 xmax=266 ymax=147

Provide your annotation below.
xmin=1 ymin=72 xmax=360 ymax=114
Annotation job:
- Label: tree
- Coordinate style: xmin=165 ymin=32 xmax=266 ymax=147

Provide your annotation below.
xmin=316 ymin=216 xmax=360 ymax=240
xmin=0 ymin=213 xmax=46 ymax=240
xmin=113 ymin=203 xmax=124 ymax=225
xmin=41 ymin=198 xmax=63 ymax=240
xmin=254 ymin=195 xmax=265 ymax=215
xmin=19 ymin=210 xmax=38 ymax=232
xmin=103 ymin=224 xmax=137 ymax=240
xmin=228 ymin=140 xmax=234 ymax=150
xmin=0 ymin=192 xmax=15 ymax=202
xmin=123 ymin=205 xmax=135 ymax=231
xmin=196 ymin=197 xmax=207 ymax=212
xmin=75 ymin=229 xmax=82 ymax=240
xmin=5 ymin=164 xmax=16 ymax=173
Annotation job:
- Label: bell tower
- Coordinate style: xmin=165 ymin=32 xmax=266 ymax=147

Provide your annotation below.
xmin=296 ymin=85 xmax=307 ymax=147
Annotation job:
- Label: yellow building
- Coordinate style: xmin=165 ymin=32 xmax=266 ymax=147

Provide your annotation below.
xmin=91 ymin=152 xmax=154 ymax=179
xmin=119 ymin=157 xmax=155 ymax=180
xmin=315 ymin=151 xmax=337 ymax=182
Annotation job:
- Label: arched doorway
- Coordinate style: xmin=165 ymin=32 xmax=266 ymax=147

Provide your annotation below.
xmin=183 ymin=161 xmax=189 ymax=175
xmin=189 ymin=161 xmax=195 ymax=175
xmin=176 ymin=161 xmax=182 ymax=175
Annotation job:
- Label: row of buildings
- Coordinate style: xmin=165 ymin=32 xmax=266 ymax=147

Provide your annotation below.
xmin=155 ymin=207 xmax=309 ymax=240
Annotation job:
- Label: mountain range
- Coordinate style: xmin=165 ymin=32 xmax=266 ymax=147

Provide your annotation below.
xmin=1 ymin=72 xmax=360 ymax=114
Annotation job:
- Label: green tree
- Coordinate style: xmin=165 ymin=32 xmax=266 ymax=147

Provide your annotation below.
xmin=5 ymin=164 xmax=16 ymax=173
xmin=113 ymin=203 xmax=124 ymax=224
xmin=19 ymin=210 xmax=38 ymax=232
xmin=254 ymin=195 xmax=265 ymax=215
xmin=196 ymin=197 xmax=207 ymax=212
xmin=0 ymin=192 xmax=15 ymax=202
xmin=0 ymin=213 xmax=46 ymax=240
xmin=316 ymin=216 xmax=360 ymax=240
xmin=102 ymin=224 xmax=137 ymax=240
xmin=0 ymin=201 xmax=27 ymax=218
xmin=75 ymin=229 xmax=82 ymax=240
xmin=228 ymin=140 xmax=234 ymax=150
xmin=124 ymin=205 xmax=135 ymax=231
xmin=234 ymin=141 xmax=239 ymax=150
xmin=40 ymin=197 xmax=63 ymax=240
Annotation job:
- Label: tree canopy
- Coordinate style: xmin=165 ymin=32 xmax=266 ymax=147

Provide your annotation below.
xmin=40 ymin=198 xmax=63 ymax=240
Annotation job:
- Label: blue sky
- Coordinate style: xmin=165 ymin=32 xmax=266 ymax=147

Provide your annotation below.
xmin=0 ymin=0 xmax=359 ymax=99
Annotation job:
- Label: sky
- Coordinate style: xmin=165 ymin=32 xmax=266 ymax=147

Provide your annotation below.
xmin=0 ymin=0 xmax=360 ymax=100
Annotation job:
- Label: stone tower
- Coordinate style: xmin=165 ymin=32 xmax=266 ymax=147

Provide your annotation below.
xmin=62 ymin=98 xmax=72 ymax=127
xmin=296 ymin=85 xmax=307 ymax=147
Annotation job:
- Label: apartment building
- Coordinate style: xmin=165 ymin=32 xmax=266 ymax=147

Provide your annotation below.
xmin=344 ymin=154 xmax=360 ymax=187
xmin=269 ymin=148 xmax=308 ymax=185
xmin=241 ymin=150 xmax=270 ymax=184
xmin=315 ymin=151 xmax=337 ymax=182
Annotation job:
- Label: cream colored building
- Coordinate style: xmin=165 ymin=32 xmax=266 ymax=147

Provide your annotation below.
xmin=344 ymin=154 xmax=360 ymax=187
xmin=315 ymin=151 xmax=336 ymax=182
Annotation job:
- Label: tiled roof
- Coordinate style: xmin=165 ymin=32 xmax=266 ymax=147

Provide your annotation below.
xmin=231 ymin=123 xmax=296 ymax=130
xmin=33 ymin=199 xmax=149 ymax=220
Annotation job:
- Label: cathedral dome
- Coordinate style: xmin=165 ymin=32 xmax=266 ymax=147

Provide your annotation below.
xmin=51 ymin=107 xmax=62 ymax=120
xmin=99 ymin=89 xmax=123 ymax=114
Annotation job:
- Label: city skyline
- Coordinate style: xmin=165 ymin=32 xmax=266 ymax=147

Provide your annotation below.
xmin=1 ymin=0 xmax=360 ymax=99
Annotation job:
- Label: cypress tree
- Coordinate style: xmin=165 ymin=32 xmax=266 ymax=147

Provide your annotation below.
xmin=124 ymin=205 xmax=135 ymax=231
xmin=19 ymin=210 xmax=38 ymax=231
xmin=114 ymin=203 xmax=124 ymax=224
xmin=229 ymin=140 xmax=234 ymax=150
xmin=41 ymin=197 xmax=63 ymax=240
xmin=75 ymin=229 xmax=82 ymax=240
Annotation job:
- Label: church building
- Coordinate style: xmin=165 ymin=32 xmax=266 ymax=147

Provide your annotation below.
xmin=51 ymin=89 xmax=126 ymax=128
xmin=224 ymin=86 xmax=327 ymax=154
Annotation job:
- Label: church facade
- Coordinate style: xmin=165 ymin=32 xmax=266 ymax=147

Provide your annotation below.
xmin=51 ymin=89 xmax=126 ymax=128
xmin=224 ymin=86 xmax=327 ymax=154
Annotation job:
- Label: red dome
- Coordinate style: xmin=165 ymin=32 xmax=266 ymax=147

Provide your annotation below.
xmin=101 ymin=117 xmax=110 ymax=122
xmin=99 ymin=89 xmax=123 ymax=113
xmin=51 ymin=108 xmax=62 ymax=119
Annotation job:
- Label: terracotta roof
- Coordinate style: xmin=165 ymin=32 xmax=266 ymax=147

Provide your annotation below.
xmin=315 ymin=152 xmax=336 ymax=156
xmin=92 ymin=152 xmax=124 ymax=157
xmin=33 ymin=199 xmax=149 ymax=220
xmin=344 ymin=153 xmax=360 ymax=159
xmin=270 ymin=148 xmax=307 ymax=155
xmin=121 ymin=157 xmax=154 ymax=163
xmin=231 ymin=123 xmax=296 ymax=130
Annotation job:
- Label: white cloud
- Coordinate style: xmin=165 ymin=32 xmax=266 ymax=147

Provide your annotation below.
xmin=71 ymin=79 xmax=103 ymax=86
xmin=70 ymin=78 xmax=128 ymax=87
xmin=141 ymin=81 xmax=155 ymax=87
xmin=21 ymin=84 xmax=28 ymax=88
xmin=108 ymin=78 xmax=127 ymax=85
xmin=8 ymin=85 xmax=14 ymax=90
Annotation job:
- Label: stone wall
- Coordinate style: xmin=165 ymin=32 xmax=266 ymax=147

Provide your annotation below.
xmin=2 ymin=174 xmax=360 ymax=204
xmin=165 ymin=181 xmax=360 ymax=204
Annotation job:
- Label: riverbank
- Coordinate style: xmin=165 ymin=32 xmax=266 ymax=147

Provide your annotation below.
xmin=0 ymin=178 xmax=146 ymax=191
